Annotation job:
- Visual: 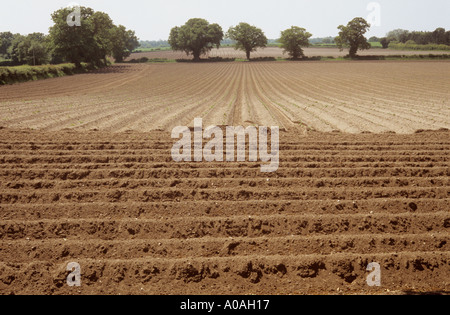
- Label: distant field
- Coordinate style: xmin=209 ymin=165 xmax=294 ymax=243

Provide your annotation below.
xmin=369 ymin=41 xmax=382 ymax=48
xmin=133 ymin=47 xmax=171 ymax=53
xmin=311 ymin=42 xmax=382 ymax=48
xmin=126 ymin=46 xmax=449 ymax=61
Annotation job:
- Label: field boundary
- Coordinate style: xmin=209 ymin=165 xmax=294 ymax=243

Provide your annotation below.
xmin=0 ymin=63 xmax=103 ymax=86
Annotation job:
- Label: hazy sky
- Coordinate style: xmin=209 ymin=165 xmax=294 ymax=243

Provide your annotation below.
xmin=1 ymin=0 xmax=449 ymax=40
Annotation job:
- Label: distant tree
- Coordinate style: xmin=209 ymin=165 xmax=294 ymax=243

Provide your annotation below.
xmin=384 ymin=28 xmax=449 ymax=46
xmin=309 ymin=37 xmax=334 ymax=45
xmin=386 ymin=29 xmax=410 ymax=43
xmin=379 ymin=37 xmax=390 ymax=49
xmin=278 ymin=26 xmax=312 ymax=59
xmin=369 ymin=36 xmax=380 ymax=42
xmin=0 ymin=32 xmax=15 ymax=58
xmin=321 ymin=37 xmax=335 ymax=44
xmin=169 ymin=18 xmax=223 ymax=61
xmin=409 ymin=31 xmax=428 ymax=45
xmin=8 ymin=33 xmax=49 ymax=65
xmin=111 ymin=25 xmax=139 ymax=62
xmin=7 ymin=34 xmax=25 ymax=64
xmin=335 ymin=17 xmax=371 ymax=58
xmin=227 ymin=23 xmax=268 ymax=60
xmin=379 ymin=27 xmax=450 ymax=48
xmin=23 ymin=33 xmax=50 ymax=65
xmin=432 ymin=28 xmax=446 ymax=45
xmin=139 ymin=40 xmax=170 ymax=49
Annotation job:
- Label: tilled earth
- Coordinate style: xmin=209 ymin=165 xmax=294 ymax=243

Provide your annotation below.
xmin=1 ymin=62 xmax=449 ymax=134
xmin=0 ymin=128 xmax=448 ymax=295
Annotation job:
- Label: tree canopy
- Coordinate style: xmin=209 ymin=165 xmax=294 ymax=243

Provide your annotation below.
xmin=0 ymin=32 xmax=15 ymax=59
xmin=8 ymin=33 xmax=49 ymax=65
xmin=49 ymin=7 xmax=96 ymax=66
xmin=49 ymin=6 xmax=138 ymax=67
xmin=169 ymin=18 xmax=223 ymax=61
xmin=111 ymin=25 xmax=139 ymax=62
xmin=380 ymin=28 xmax=450 ymax=48
xmin=335 ymin=17 xmax=371 ymax=58
xmin=2 ymin=9 xmax=450 ymax=68
xmin=227 ymin=23 xmax=268 ymax=60
xmin=386 ymin=29 xmax=410 ymax=43
xmin=279 ymin=26 xmax=312 ymax=59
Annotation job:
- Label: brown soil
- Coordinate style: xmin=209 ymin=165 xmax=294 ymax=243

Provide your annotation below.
xmin=0 ymin=62 xmax=449 ymax=134
xmin=127 ymin=47 xmax=450 ymax=61
xmin=0 ymin=128 xmax=448 ymax=295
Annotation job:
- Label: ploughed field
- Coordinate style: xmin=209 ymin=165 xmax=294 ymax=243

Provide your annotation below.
xmin=0 ymin=128 xmax=448 ymax=295
xmin=127 ymin=47 xmax=450 ymax=61
xmin=0 ymin=61 xmax=449 ymax=133
xmin=0 ymin=60 xmax=449 ymax=295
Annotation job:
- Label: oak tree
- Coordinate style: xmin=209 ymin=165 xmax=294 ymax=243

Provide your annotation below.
xmin=335 ymin=17 xmax=371 ymax=58
xmin=227 ymin=23 xmax=267 ymax=60
xmin=111 ymin=25 xmax=139 ymax=62
xmin=279 ymin=26 xmax=312 ymax=59
xmin=169 ymin=18 xmax=223 ymax=61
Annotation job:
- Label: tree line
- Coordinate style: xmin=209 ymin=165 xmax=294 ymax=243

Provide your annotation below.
xmin=169 ymin=17 xmax=373 ymax=60
xmin=379 ymin=28 xmax=450 ymax=49
xmin=0 ymin=6 xmax=139 ymax=67
xmin=0 ymin=15 xmax=374 ymax=65
xmin=1 ymin=6 xmax=449 ymax=66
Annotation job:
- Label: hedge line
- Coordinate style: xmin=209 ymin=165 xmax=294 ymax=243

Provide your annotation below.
xmin=0 ymin=63 xmax=91 ymax=85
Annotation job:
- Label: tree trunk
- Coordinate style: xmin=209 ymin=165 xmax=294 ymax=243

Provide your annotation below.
xmin=246 ymin=50 xmax=251 ymax=60
xmin=193 ymin=51 xmax=201 ymax=62
xmin=349 ymin=46 xmax=358 ymax=59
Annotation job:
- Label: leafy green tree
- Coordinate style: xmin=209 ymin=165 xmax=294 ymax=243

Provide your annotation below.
xmin=322 ymin=37 xmax=334 ymax=44
xmin=278 ymin=26 xmax=312 ymax=59
xmin=8 ymin=33 xmax=49 ymax=65
xmin=111 ymin=25 xmax=139 ymax=62
xmin=23 ymin=33 xmax=50 ymax=65
xmin=386 ymin=29 xmax=410 ymax=43
xmin=227 ymin=23 xmax=268 ymax=60
xmin=382 ymin=28 xmax=449 ymax=47
xmin=379 ymin=37 xmax=390 ymax=49
xmin=432 ymin=28 xmax=446 ymax=45
xmin=335 ymin=17 xmax=371 ymax=58
xmin=7 ymin=34 xmax=25 ymax=64
xmin=49 ymin=6 xmax=119 ymax=67
xmin=169 ymin=18 xmax=223 ymax=61
xmin=49 ymin=6 xmax=95 ymax=67
xmin=0 ymin=32 xmax=15 ymax=58
xmin=90 ymin=11 xmax=115 ymax=65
